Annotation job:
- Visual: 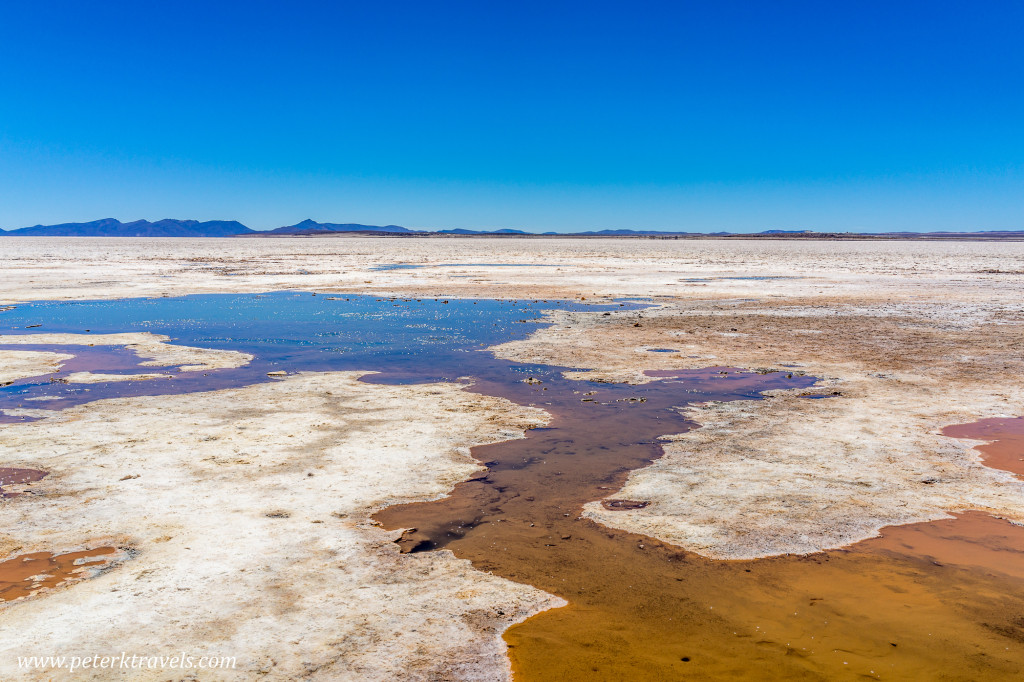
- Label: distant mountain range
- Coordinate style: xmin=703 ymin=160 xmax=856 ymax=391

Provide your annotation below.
xmin=2 ymin=219 xmax=1022 ymax=240
xmin=0 ymin=218 xmax=253 ymax=237
xmin=268 ymin=219 xmax=414 ymax=235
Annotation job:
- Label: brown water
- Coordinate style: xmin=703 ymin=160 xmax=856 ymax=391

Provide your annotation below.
xmin=943 ymin=416 xmax=1024 ymax=479
xmin=378 ymin=367 xmax=811 ymax=556
xmin=378 ymin=385 xmax=1024 ymax=680
xmin=0 ymin=548 xmax=118 ymax=602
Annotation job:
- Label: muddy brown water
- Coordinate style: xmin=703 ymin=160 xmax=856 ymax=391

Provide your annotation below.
xmin=0 ymin=548 xmax=118 ymax=602
xmin=943 ymin=416 xmax=1024 ymax=479
xmin=378 ymin=384 xmax=1024 ymax=680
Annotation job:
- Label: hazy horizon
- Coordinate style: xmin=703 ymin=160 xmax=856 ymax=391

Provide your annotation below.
xmin=4 ymin=216 xmax=1024 ymax=235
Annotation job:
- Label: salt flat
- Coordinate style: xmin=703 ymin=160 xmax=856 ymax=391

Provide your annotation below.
xmin=1 ymin=236 xmax=1023 ymax=678
xmin=3 ymin=237 xmax=1022 ymax=556
xmin=1 ymin=236 xmax=1022 ymax=305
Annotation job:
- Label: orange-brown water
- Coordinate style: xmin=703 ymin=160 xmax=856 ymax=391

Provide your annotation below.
xmin=943 ymin=416 xmax=1024 ymax=478
xmin=379 ymin=391 xmax=1024 ymax=680
xmin=0 ymin=547 xmax=118 ymax=602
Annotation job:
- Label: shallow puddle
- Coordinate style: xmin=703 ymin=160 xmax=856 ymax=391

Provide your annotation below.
xmin=0 ymin=547 xmax=118 ymax=602
xmin=943 ymin=416 xmax=1024 ymax=478
xmin=0 ymin=468 xmax=47 ymax=498
xmin=0 ymin=293 xmax=633 ymax=413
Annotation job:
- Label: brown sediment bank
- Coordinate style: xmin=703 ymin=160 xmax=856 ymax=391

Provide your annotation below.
xmin=944 ymin=417 xmax=1024 ymax=479
xmin=0 ymin=547 xmax=118 ymax=602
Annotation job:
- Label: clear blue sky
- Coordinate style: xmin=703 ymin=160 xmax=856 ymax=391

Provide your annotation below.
xmin=1 ymin=1 xmax=1021 ymax=232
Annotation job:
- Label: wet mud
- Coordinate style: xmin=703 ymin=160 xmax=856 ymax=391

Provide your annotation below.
xmin=0 ymin=547 xmax=118 ymax=602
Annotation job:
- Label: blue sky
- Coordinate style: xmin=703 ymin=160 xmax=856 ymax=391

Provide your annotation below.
xmin=1 ymin=1 xmax=1022 ymax=232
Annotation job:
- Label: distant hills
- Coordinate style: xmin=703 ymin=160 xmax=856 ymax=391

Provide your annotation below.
xmin=268 ymin=219 xmax=414 ymax=235
xmin=2 ymin=218 xmax=1022 ymax=240
xmin=1 ymin=218 xmax=253 ymax=237
xmin=438 ymin=227 xmax=530 ymax=235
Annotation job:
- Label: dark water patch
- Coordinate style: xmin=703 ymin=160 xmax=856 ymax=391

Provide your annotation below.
xmin=369 ymin=263 xmax=424 ymax=271
xmin=0 ymin=468 xmax=48 ymax=498
xmin=646 ymin=348 xmax=679 ymax=353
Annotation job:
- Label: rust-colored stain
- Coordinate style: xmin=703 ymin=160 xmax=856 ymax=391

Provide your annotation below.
xmin=943 ymin=416 xmax=1024 ymax=479
xmin=379 ymin=384 xmax=1024 ymax=680
xmin=0 ymin=547 xmax=118 ymax=602
xmin=0 ymin=468 xmax=48 ymax=499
